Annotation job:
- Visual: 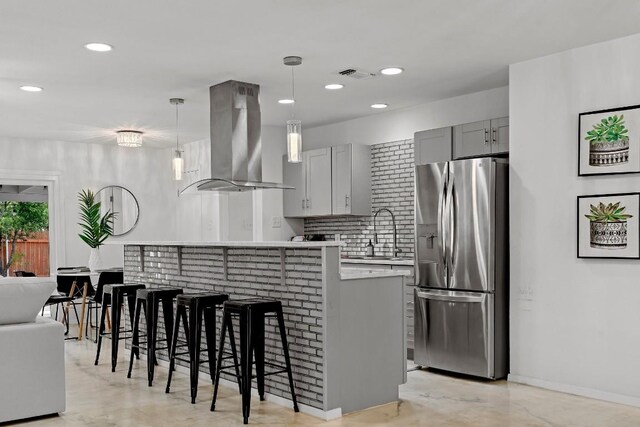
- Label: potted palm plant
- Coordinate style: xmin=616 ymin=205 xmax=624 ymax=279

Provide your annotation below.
xmin=78 ymin=189 xmax=116 ymax=271
xmin=585 ymin=202 xmax=632 ymax=249
xmin=585 ymin=114 xmax=630 ymax=166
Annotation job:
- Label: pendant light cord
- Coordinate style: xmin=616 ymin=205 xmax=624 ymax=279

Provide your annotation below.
xmin=175 ymin=102 xmax=180 ymax=151
xmin=291 ymin=66 xmax=295 ymax=119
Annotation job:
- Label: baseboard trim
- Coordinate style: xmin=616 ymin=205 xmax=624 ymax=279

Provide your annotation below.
xmin=508 ymin=374 xmax=640 ymax=408
xmin=126 ymin=350 xmax=342 ymax=421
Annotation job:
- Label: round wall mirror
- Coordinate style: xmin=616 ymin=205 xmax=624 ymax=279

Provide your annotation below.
xmin=96 ymin=186 xmax=140 ymax=237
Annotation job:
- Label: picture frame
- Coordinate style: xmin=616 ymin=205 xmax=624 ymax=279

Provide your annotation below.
xmin=577 ymin=192 xmax=640 ymax=259
xmin=578 ymin=104 xmax=640 ymax=176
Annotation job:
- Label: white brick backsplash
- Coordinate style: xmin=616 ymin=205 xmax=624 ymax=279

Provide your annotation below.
xmin=305 ymin=139 xmax=415 ymax=258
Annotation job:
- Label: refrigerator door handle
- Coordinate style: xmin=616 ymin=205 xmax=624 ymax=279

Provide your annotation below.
xmin=437 ymin=169 xmax=448 ymax=274
xmin=417 ymin=290 xmax=486 ymax=303
xmin=445 ymin=165 xmax=455 ymax=282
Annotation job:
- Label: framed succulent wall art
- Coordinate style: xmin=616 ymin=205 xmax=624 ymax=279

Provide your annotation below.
xmin=579 ymin=104 xmax=640 ymax=176
xmin=577 ymin=193 xmax=640 ymax=259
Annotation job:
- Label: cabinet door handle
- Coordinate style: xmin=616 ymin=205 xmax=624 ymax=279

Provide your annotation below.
xmin=484 ymin=129 xmax=489 ymax=145
xmin=302 ymin=199 xmax=305 ymax=210
xmin=345 ymin=195 xmax=349 ymax=207
xmin=492 ymin=128 xmax=497 ymax=144
xmin=306 ymin=199 xmax=310 ymax=208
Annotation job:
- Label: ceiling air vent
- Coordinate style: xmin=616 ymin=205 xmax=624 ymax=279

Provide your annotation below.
xmin=337 ymin=68 xmax=376 ymax=80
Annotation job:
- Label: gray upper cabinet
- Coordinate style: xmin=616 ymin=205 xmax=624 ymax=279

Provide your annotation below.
xmin=305 ymin=148 xmax=332 ymax=216
xmin=283 ymin=155 xmax=306 ymax=217
xmin=332 ymin=144 xmax=371 ymax=216
xmin=283 ymin=144 xmax=371 ymax=218
xmin=414 ymin=127 xmax=452 ymax=166
xmin=453 ymin=120 xmax=492 ymax=159
xmin=453 ymin=117 xmax=509 ymax=159
xmin=490 ymin=117 xmax=509 ymax=154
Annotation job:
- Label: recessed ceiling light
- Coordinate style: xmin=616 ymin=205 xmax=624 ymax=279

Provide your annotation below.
xmin=20 ymin=85 xmax=43 ymax=92
xmin=85 ymin=42 xmax=113 ymax=52
xmin=324 ymin=83 xmax=344 ymax=90
xmin=371 ymin=103 xmax=388 ymax=109
xmin=380 ymin=67 xmax=404 ymax=76
xmin=278 ymin=99 xmax=295 ymax=104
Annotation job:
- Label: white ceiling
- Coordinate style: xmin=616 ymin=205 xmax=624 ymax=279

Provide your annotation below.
xmin=1 ymin=0 xmax=640 ymax=147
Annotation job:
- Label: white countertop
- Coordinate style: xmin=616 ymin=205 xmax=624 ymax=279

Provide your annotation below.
xmin=341 ymin=257 xmax=414 ymax=266
xmin=339 ymin=267 xmax=411 ymax=280
xmin=108 ymin=240 xmax=344 ymax=248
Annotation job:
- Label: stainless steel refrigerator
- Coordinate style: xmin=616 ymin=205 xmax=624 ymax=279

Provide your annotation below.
xmin=414 ymin=157 xmax=508 ymax=379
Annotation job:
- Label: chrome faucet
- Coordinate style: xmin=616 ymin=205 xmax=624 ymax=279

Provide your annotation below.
xmin=373 ymin=208 xmax=401 ymax=257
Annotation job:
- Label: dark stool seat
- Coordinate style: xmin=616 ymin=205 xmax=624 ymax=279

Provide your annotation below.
xmin=42 ymin=294 xmax=77 ymax=337
xmin=165 ymin=293 xmax=238 ymax=404
xmin=95 ymin=283 xmax=145 ymax=372
xmin=211 ymin=298 xmax=299 ymax=424
xmin=128 ymin=287 xmax=183 ymax=386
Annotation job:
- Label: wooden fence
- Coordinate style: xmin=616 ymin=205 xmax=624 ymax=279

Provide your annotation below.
xmin=6 ymin=231 xmax=49 ymax=277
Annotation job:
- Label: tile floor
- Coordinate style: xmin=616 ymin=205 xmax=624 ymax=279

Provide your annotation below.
xmin=9 ymin=337 xmax=640 ymax=426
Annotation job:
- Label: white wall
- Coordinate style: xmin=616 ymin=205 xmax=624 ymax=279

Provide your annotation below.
xmin=0 ymin=137 xmax=175 ymax=271
xmin=304 ymin=86 xmax=509 ymax=148
xmin=509 ymin=33 xmax=640 ymax=407
xmin=175 ymin=125 xmax=303 ymax=242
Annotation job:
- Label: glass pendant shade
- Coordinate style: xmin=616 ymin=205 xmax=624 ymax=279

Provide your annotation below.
xmin=287 ymin=120 xmax=302 ymax=163
xmin=116 ymin=130 xmax=143 ymax=147
xmin=172 ymin=150 xmax=184 ymax=181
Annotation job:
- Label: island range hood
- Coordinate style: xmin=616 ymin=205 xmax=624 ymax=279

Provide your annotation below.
xmin=180 ymin=80 xmax=293 ymax=193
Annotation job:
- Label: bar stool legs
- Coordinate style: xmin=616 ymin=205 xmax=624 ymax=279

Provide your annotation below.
xmin=276 ymin=310 xmax=299 ymax=413
xmin=211 ymin=300 xmax=298 ymax=424
xmin=165 ymin=303 xmax=189 ymax=394
xmin=127 ymin=287 xmax=182 ymax=387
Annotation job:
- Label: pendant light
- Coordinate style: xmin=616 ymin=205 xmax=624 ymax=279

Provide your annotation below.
xmin=170 ymin=98 xmax=185 ymax=181
xmin=284 ymin=56 xmax=303 ymax=163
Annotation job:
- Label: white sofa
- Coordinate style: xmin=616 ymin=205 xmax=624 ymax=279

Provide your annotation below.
xmin=0 ymin=277 xmax=66 ymax=423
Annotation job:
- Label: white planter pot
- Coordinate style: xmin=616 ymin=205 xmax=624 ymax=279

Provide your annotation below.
xmin=589 ymin=221 xmax=628 ymax=249
xmin=88 ymin=247 xmax=102 ymax=272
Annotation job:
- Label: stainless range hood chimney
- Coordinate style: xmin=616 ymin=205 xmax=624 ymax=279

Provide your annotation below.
xmin=181 ymin=80 xmax=293 ymax=193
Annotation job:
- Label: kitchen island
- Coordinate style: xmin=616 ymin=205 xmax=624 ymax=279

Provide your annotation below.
xmin=119 ymin=241 xmax=406 ymax=419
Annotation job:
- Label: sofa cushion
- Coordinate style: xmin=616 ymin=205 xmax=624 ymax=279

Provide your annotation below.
xmin=0 ymin=278 xmax=56 ymax=325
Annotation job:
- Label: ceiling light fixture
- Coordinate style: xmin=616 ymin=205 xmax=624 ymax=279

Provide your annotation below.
xmin=20 ymin=85 xmax=43 ymax=92
xmin=283 ymin=56 xmax=303 ymax=163
xmin=324 ymin=83 xmax=344 ymax=90
xmin=278 ymin=98 xmax=295 ymax=104
xmin=170 ymin=98 xmax=185 ymax=181
xmin=85 ymin=43 xmax=113 ymax=52
xmin=371 ymin=103 xmax=388 ymax=109
xmin=116 ymin=130 xmax=143 ymax=147
xmin=380 ymin=67 xmax=404 ymax=76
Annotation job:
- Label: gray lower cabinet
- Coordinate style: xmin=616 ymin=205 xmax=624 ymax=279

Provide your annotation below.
xmin=414 ymin=127 xmax=452 ymax=166
xmin=453 ymin=117 xmax=509 ymax=159
xmin=341 ymin=262 xmax=415 ymax=359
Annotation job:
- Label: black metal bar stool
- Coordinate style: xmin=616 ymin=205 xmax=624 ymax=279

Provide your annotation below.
xmin=94 ymin=283 xmax=145 ymax=372
xmin=127 ymin=287 xmax=183 ymax=386
xmin=165 ymin=292 xmax=240 ymax=404
xmin=211 ymin=299 xmax=299 ymax=424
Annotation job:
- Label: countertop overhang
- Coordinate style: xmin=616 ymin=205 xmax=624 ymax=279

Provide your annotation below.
xmin=108 ymin=240 xmax=344 ymax=248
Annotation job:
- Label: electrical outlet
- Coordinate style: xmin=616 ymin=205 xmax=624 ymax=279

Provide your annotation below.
xmin=243 ymin=219 xmax=253 ymax=231
xmin=271 ymin=216 xmax=282 ymax=228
